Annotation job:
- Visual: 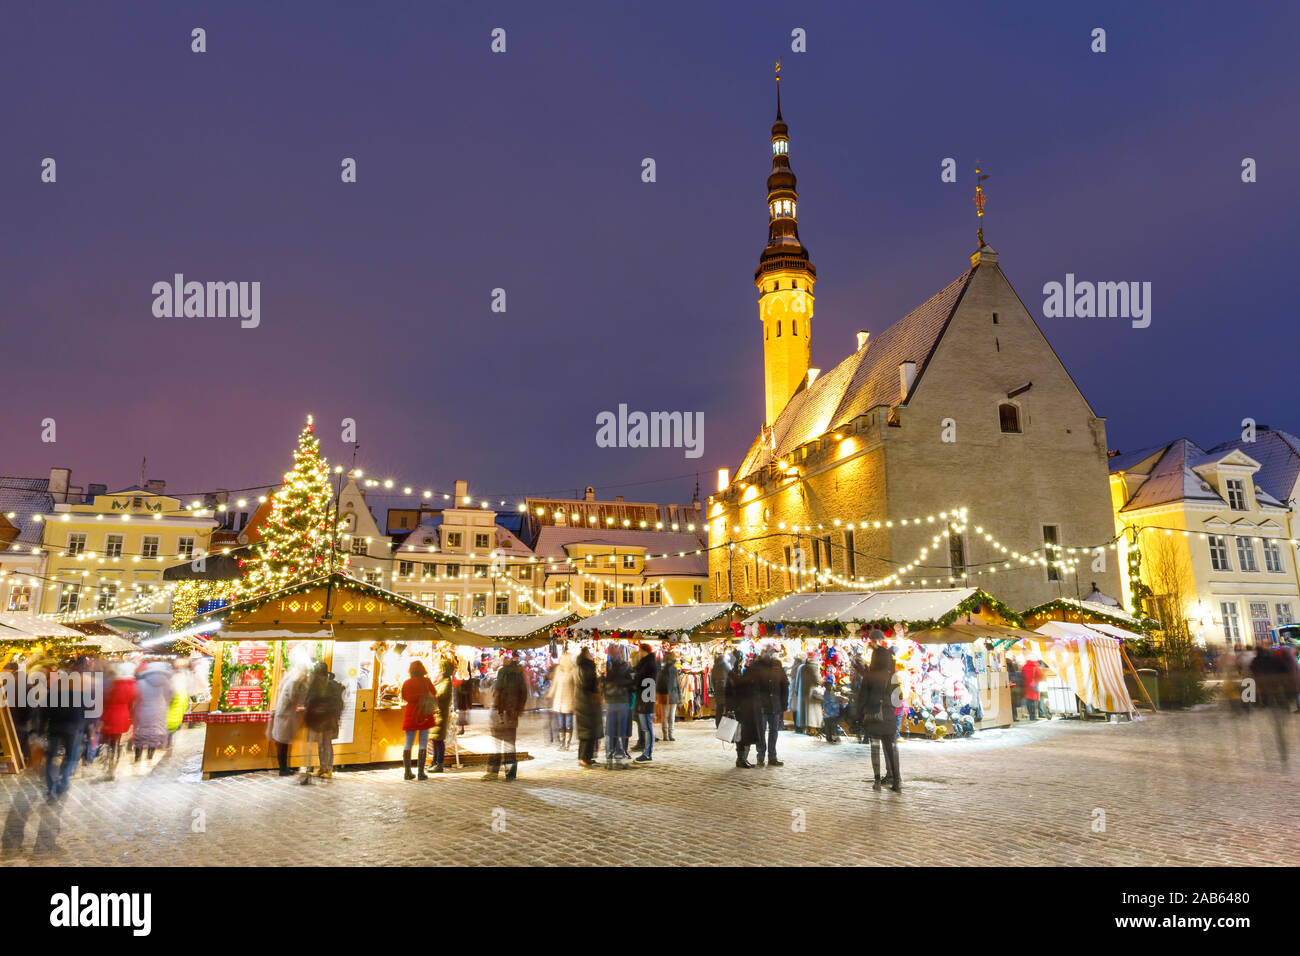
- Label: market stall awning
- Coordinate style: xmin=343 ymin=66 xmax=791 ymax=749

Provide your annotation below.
xmin=1034 ymin=623 xmax=1137 ymax=716
xmin=908 ymin=622 xmax=1034 ymax=645
xmin=573 ymin=603 xmax=743 ymax=638
xmin=843 ymin=588 xmax=986 ymax=626
xmin=463 ymin=611 xmax=578 ymax=642
xmin=195 ymin=573 xmax=479 ymax=644
xmin=0 ymin=613 xmax=85 ymax=641
xmin=77 ymin=634 xmax=139 ymax=655
xmin=1085 ymin=621 xmax=1144 ymax=642
xmin=1020 ymin=597 xmax=1157 ymax=632
xmin=742 ymin=592 xmax=875 ymax=626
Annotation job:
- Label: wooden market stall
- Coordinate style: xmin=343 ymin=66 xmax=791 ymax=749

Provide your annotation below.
xmin=192 ymin=572 xmax=487 ymax=777
xmin=746 ymin=588 xmax=1027 ymax=735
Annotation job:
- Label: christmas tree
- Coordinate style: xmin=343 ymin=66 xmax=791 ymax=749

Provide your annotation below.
xmin=239 ymin=417 xmax=335 ymax=597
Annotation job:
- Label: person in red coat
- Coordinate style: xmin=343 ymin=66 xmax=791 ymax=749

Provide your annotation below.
xmin=1020 ymin=657 xmax=1042 ymax=720
xmin=400 ymin=661 xmax=436 ymax=781
xmin=100 ymin=666 xmax=137 ymax=779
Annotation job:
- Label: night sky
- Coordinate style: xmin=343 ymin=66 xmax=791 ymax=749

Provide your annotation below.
xmin=3 ymin=1 xmax=1296 ymax=508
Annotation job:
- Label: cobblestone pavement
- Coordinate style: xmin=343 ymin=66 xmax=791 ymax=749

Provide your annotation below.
xmin=2 ymin=706 xmax=1297 ymax=866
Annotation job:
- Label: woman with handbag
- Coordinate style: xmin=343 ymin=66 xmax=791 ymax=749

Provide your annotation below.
xmin=864 ymin=631 xmax=902 ymax=792
xmin=401 ymin=661 xmax=437 ymax=780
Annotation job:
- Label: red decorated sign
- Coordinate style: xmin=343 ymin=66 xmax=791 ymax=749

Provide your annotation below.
xmin=226 ymin=687 xmax=265 ymax=708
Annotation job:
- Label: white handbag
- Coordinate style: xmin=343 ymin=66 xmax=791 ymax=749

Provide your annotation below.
xmin=714 ymin=715 xmax=741 ymax=743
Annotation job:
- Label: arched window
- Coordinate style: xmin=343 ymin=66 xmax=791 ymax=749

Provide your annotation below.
xmin=999 ymin=403 xmax=1021 ymax=433
xmin=776 ymin=321 xmax=782 ymax=337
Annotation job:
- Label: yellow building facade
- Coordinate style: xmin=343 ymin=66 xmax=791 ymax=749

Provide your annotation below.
xmin=38 ymin=489 xmax=219 ymax=624
xmin=1110 ymin=440 xmax=1300 ymax=647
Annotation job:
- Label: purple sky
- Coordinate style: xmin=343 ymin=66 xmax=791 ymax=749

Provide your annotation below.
xmin=2 ymin=1 xmax=1297 ymax=509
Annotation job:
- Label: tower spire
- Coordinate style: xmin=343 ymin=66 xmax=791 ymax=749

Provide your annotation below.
xmin=973 ymin=164 xmax=990 ymax=248
xmin=775 ymin=57 xmax=782 ymax=119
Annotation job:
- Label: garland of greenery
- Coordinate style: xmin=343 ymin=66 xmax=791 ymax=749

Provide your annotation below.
xmin=759 ymin=590 xmax=1023 ymax=634
xmin=575 ymin=602 xmax=745 ymax=637
xmin=200 ymin=572 xmax=462 ymax=629
xmin=1021 ymin=598 xmax=1160 ymax=633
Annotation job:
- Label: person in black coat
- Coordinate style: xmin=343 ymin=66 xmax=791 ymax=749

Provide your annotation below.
xmin=863 ymin=632 xmax=902 ymax=792
xmin=631 ymin=644 xmax=659 ymax=762
xmin=726 ymin=653 xmax=763 ymax=768
xmin=573 ymin=648 xmax=604 ymax=767
xmin=753 ymin=648 xmax=790 ymax=766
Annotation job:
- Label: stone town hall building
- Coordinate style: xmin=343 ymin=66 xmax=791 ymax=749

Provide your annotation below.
xmin=707 ymin=82 xmax=1122 ymax=613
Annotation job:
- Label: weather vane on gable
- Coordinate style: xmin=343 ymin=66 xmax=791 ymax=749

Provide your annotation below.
xmin=974 ymin=164 xmax=990 ymax=247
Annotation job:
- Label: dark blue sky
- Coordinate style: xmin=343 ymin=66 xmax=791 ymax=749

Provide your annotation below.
xmin=3 ymin=1 xmax=1296 ymax=507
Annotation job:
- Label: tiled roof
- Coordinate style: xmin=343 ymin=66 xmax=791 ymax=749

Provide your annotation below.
xmin=737 ymin=269 xmax=974 ymax=478
xmin=1208 ymin=429 xmax=1300 ymax=504
xmin=1119 ymin=439 xmax=1221 ymax=512
xmin=0 ymin=478 xmax=54 ymax=546
xmin=1107 ymin=444 xmax=1171 ymax=475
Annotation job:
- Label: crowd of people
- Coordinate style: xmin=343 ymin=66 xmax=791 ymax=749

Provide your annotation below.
xmin=3 ymin=654 xmax=196 ymax=801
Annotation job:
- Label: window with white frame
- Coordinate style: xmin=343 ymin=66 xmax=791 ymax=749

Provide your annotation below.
xmin=554 ymin=581 xmax=570 ymax=603
xmin=57 ymin=583 xmax=81 ymax=613
xmin=364 ymin=570 xmax=381 ymax=586
xmin=1225 ymin=479 xmax=1248 ymax=511
xmin=7 ymin=584 xmax=32 ymax=612
xmin=474 ymin=533 xmax=491 ymax=550
xmin=1234 ymin=536 xmax=1258 ymax=572
xmin=141 ymin=535 xmax=160 ymax=559
xmin=1249 ymin=601 xmax=1273 ymax=643
xmin=398 ymin=560 xmax=415 ymax=577
xmin=621 ymin=583 xmax=635 ymax=603
xmin=495 ymin=594 xmax=510 ymax=615
xmin=1208 ymin=535 xmax=1231 ymax=571
xmin=1220 ymin=601 xmax=1242 ymax=642
xmin=104 ymin=534 xmax=124 ymax=558
xmin=177 ymin=536 xmax=195 ymax=559
xmin=444 ymin=594 xmax=460 ymax=616
xmin=471 ymin=594 xmax=487 ymax=617
xmin=67 ymin=533 xmax=87 ymax=555
xmin=97 ymin=583 xmax=118 ymax=612
xmin=647 ymin=584 xmax=662 ymax=604
xmin=583 ymin=581 xmax=597 ymax=603
xmin=1276 ymin=602 xmax=1295 ymax=626
xmin=445 ymin=532 xmax=462 ymax=549
xmin=693 ymin=584 xmax=703 ymax=602
xmin=350 ymin=537 xmax=368 ymax=555
xmin=603 ymin=583 xmax=617 ymax=605
xmin=1262 ymin=537 xmax=1285 ymax=573
xmin=445 ymin=563 xmax=460 ymax=579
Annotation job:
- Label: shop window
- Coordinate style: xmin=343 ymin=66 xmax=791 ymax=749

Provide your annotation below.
xmin=999 ymin=403 xmax=1021 ymax=434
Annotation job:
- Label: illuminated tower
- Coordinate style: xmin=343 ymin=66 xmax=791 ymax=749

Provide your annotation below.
xmin=756 ymin=62 xmax=816 ymax=428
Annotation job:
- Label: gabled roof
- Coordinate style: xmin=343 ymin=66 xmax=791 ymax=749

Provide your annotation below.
xmin=737 ymin=269 xmax=974 ymax=478
xmin=1208 ymin=428 xmax=1300 ymax=504
xmin=1114 ymin=439 xmax=1287 ymax=512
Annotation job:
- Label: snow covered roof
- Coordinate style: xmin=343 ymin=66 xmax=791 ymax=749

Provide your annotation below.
xmin=463 ymin=611 xmax=576 ymax=640
xmin=0 ymin=478 xmax=54 ymax=545
xmin=743 ymin=591 xmax=875 ymax=625
xmin=745 ymin=587 xmax=982 ymax=627
xmin=1209 ymin=428 xmax=1300 ymax=503
xmin=572 ymin=603 xmax=740 ymax=636
xmin=736 ymin=270 xmax=975 ymax=479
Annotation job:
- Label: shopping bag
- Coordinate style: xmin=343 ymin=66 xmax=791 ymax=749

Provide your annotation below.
xmin=714 ymin=715 xmax=741 ymax=743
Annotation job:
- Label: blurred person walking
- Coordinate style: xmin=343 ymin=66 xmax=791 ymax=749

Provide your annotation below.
xmin=132 ymin=660 xmax=175 ymax=764
xmin=864 ymin=632 xmax=902 ymax=792
xmin=165 ymin=659 xmax=191 ymax=751
xmin=41 ymin=659 xmax=93 ymax=801
xmin=658 ymin=650 xmax=681 ymax=742
xmin=302 ymin=662 xmax=344 ymax=783
xmin=99 ymin=663 xmax=136 ymax=780
xmin=426 ymin=657 xmax=454 ymax=773
xmin=483 ymin=652 xmax=527 ymax=781
xmin=1020 ymin=656 xmax=1042 ymax=721
xmin=268 ymin=660 xmax=309 ymax=776
xmin=710 ymin=652 xmax=729 ymax=727
xmin=1250 ymin=644 xmax=1297 ymax=762
xmin=727 ymin=652 xmax=763 ymax=768
xmin=632 ymin=643 xmax=659 ymax=763
xmin=401 ymin=661 xmax=437 ymax=780
xmin=753 ymin=647 xmax=789 ymax=767
xmin=574 ymin=646 xmax=603 ymax=767
xmin=551 ymin=650 xmax=578 ymax=751
xmin=822 ymin=678 xmax=844 ymax=743
xmin=603 ymin=646 xmax=634 ymax=768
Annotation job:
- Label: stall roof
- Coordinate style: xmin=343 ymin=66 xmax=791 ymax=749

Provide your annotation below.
xmin=573 ymin=603 xmax=742 ymax=637
xmin=196 ymin=573 xmax=476 ymax=643
xmin=77 ymin=634 xmax=139 ymax=655
xmin=1036 ymin=620 xmax=1111 ymax=642
xmin=1086 ymin=621 xmax=1144 ymax=641
xmin=908 ymin=622 xmax=1033 ymax=645
xmin=0 ymin=613 xmax=85 ymax=640
xmin=463 ymin=611 xmax=578 ymax=641
xmin=1021 ymin=597 xmax=1156 ymax=631
xmin=742 ymin=592 xmax=875 ymax=625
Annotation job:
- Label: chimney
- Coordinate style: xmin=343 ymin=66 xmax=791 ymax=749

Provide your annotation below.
xmin=145 ymin=479 xmax=166 ymax=495
xmin=806 ymin=367 xmax=821 ymax=388
xmin=48 ymin=467 xmax=71 ymax=503
xmin=584 ymin=486 xmax=595 ymax=502
xmin=856 ymin=330 xmax=869 ymax=350
xmin=899 ymin=361 xmax=917 ymax=400
xmin=454 ymin=479 xmax=468 ymax=502
xmin=86 ymin=482 xmax=107 ymax=501
xmin=615 ymin=495 xmax=624 ymax=503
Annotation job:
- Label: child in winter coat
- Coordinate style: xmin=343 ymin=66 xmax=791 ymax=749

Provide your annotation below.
xmin=822 ymin=679 xmax=844 ymax=743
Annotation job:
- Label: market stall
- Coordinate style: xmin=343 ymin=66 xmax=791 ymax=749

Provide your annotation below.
xmin=460 ymin=611 xmax=579 ymax=711
xmin=1029 ymin=621 xmax=1144 ymax=716
xmin=191 ymin=572 xmax=486 ymax=777
xmin=746 ymin=588 xmax=1027 ymax=737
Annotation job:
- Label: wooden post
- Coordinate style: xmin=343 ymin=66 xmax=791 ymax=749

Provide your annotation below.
xmin=0 ymin=702 xmax=25 ymax=773
xmin=1120 ymin=643 xmax=1157 ymax=711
